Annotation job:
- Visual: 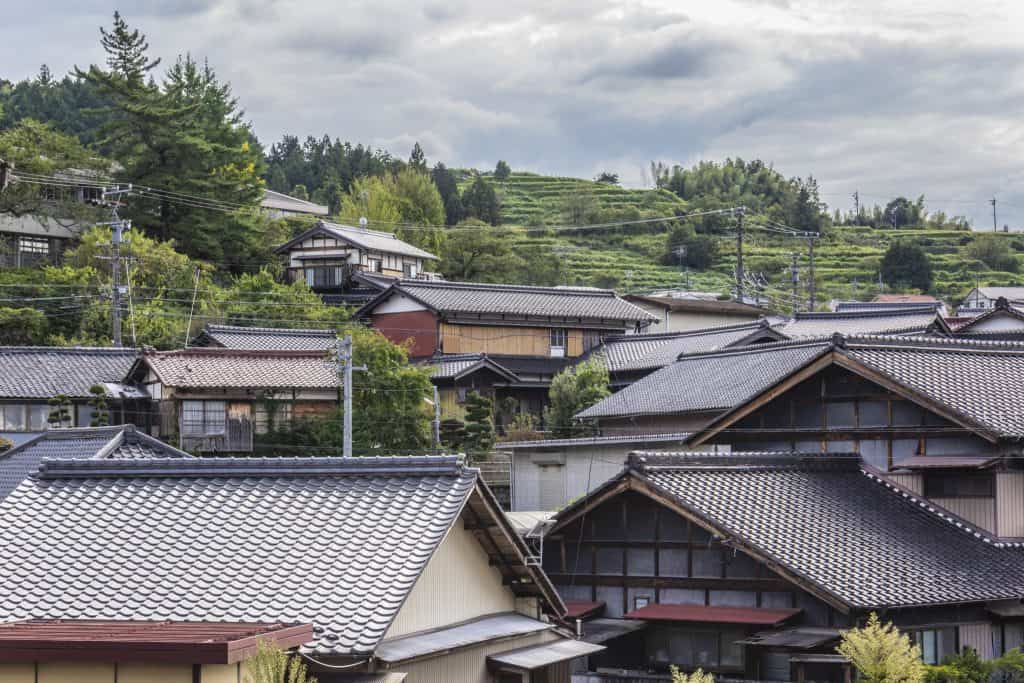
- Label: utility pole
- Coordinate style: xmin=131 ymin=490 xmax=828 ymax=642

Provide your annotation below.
xmin=0 ymin=159 xmax=11 ymax=191
xmin=734 ymin=206 xmax=746 ymax=302
xmin=432 ymin=385 xmax=441 ymax=450
xmin=806 ymin=236 xmax=817 ymax=311
xmin=336 ymin=334 xmax=367 ymax=458
xmin=852 ymin=191 xmax=859 ymax=223
xmin=674 ymin=246 xmax=688 ymax=291
xmin=991 ymin=197 xmax=998 ymax=232
xmin=790 ymin=252 xmax=799 ymax=314
xmin=101 ymin=185 xmax=132 ymax=347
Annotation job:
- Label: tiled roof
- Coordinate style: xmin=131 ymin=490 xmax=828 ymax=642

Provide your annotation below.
xmin=872 ymin=294 xmax=941 ymax=304
xmin=261 ymin=189 xmax=328 ymax=216
xmin=841 ymin=336 xmax=1024 ymax=438
xmin=620 ymin=453 xmax=1024 ymax=608
xmin=139 ymin=348 xmax=338 ymax=389
xmin=781 ymin=307 xmax=939 ymax=337
xmin=0 ymin=426 xmax=191 ymax=500
xmin=974 ymin=287 xmax=1024 ymax=302
xmin=426 ymin=353 xmax=516 ymax=382
xmin=577 ymin=341 xmax=828 ymax=419
xmin=275 ymin=221 xmax=437 ymax=260
xmin=588 ymin=322 xmax=783 ymax=375
xmin=625 ymin=294 xmax=769 ymax=316
xmin=0 ymin=347 xmax=139 ymax=399
xmin=360 ymin=281 xmax=658 ymax=324
xmin=0 ymin=456 xmax=480 ymax=656
xmin=196 ymin=324 xmax=337 ymax=351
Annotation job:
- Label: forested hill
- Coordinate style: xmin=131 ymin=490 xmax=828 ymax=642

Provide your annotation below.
xmin=2 ymin=11 xmax=1021 ymax=331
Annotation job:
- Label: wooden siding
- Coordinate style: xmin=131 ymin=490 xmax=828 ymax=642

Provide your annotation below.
xmin=440 ymin=323 xmax=584 ymax=357
xmin=930 ymin=498 xmax=996 ymax=533
xmin=372 ymin=310 xmax=439 ymax=358
xmin=383 ymin=516 xmax=517 ymax=640
xmin=886 ymin=473 xmax=923 ymax=495
xmin=387 ymin=630 xmax=561 ymax=683
xmin=997 ymin=472 xmax=1024 ymax=538
xmin=959 ymin=623 xmax=994 ymax=660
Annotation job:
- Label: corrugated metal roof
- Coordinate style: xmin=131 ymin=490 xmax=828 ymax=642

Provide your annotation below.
xmin=374 ymin=613 xmax=551 ymax=663
xmin=488 ymin=639 xmax=605 ymax=670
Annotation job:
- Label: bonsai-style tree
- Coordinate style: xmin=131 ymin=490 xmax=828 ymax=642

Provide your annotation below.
xmin=47 ymin=394 xmax=72 ymax=429
xmin=837 ymin=613 xmax=925 ymax=683
xmin=243 ymin=640 xmax=317 ymax=683
xmin=87 ymin=384 xmax=110 ymax=427
xmin=463 ymin=391 xmax=495 ymax=455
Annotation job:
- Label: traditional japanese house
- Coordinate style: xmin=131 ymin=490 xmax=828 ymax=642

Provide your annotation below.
xmin=542 ymin=452 xmax=1024 ymax=682
xmin=624 ymin=295 xmax=769 ymax=332
xmin=0 ymin=346 xmax=141 ymax=436
xmin=127 ymin=348 xmax=339 ymax=453
xmin=190 ymin=323 xmax=337 ymax=351
xmin=779 ymin=306 xmax=940 ymax=338
xmin=274 ymin=220 xmax=438 ymax=305
xmin=0 ymin=455 xmax=599 ymax=682
xmin=959 ymin=286 xmax=1024 ymax=313
xmin=932 ymin=297 xmax=1024 ymax=341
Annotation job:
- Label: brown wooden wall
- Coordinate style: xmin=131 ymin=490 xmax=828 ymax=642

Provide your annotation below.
xmin=371 ymin=310 xmax=439 ymax=358
xmin=440 ymin=323 xmax=583 ymax=357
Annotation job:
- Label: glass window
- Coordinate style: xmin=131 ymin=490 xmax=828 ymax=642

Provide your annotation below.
xmin=912 ymin=628 xmax=956 ymax=664
xmin=0 ymin=405 xmax=25 ymax=431
xmin=17 ymin=237 xmax=48 ymax=254
xmin=28 ymin=404 xmax=49 ymax=431
xmin=181 ymin=400 xmax=226 ymax=436
xmin=367 ymin=258 xmax=382 ymax=272
xmin=549 ymin=328 xmax=568 ymax=357
xmin=403 ymin=262 xmax=418 ymax=278
xmin=76 ymin=404 xmax=96 ymax=428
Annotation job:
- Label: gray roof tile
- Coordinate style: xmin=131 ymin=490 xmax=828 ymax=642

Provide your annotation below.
xmin=0 ymin=426 xmax=191 ymax=500
xmin=578 ymin=341 xmax=828 ymax=419
xmin=0 ymin=456 xmax=478 ymax=656
xmin=362 ymin=281 xmax=657 ymax=324
xmin=197 ymin=325 xmax=336 ymax=351
xmin=0 ymin=347 xmax=139 ymax=399
xmin=590 ymin=322 xmax=783 ymax=375
xmin=624 ymin=452 xmax=1024 ymax=608
xmin=276 ymin=221 xmax=437 ymax=260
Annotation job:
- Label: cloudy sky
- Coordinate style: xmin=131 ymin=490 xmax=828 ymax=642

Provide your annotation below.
xmin=5 ymin=0 xmax=1024 ymax=226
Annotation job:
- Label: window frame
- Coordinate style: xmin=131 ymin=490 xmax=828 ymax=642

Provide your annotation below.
xmin=549 ymin=328 xmax=568 ymax=357
xmin=181 ymin=400 xmax=227 ymax=437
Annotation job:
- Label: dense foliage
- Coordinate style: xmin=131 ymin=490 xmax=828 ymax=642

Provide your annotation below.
xmin=544 ymin=356 xmax=610 ymax=438
xmin=837 ymin=613 xmax=925 ymax=683
xmin=881 ymin=240 xmax=934 ymax=292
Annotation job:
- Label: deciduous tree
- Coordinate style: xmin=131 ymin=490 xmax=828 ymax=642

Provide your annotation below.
xmin=544 ymin=356 xmax=610 ymax=438
xmin=837 ymin=613 xmax=925 ymax=683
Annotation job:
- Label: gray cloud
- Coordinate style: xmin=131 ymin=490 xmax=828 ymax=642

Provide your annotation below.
xmin=3 ymin=0 xmax=1023 ymax=226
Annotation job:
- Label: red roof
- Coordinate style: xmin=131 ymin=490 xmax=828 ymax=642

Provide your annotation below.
xmin=563 ymin=601 xmax=605 ymax=619
xmin=0 ymin=620 xmax=313 ymax=664
xmin=623 ymin=604 xmax=801 ymax=626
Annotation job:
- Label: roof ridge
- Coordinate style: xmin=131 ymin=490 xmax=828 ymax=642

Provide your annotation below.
xmin=37 ymin=455 xmax=469 ymax=479
xmin=674 ymin=336 xmax=831 ymax=361
xmin=628 ymin=451 xmax=862 ymax=471
xmin=145 ymin=348 xmax=331 ymax=358
xmin=793 ymin=306 xmax=939 ymax=320
xmin=844 ymin=334 xmax=1024 ymax=353
xmin=397 ymin=279 xmax=617 ymax=297
xmin=0 ymin=346 xmax=139 ymax=354
xmin=206 ymin=324 xmax=335 ymax=335
xmin=601 ymin=320 xmax=770 ymax=342
xmin=320 ymin=220 xmax=405 ymax=240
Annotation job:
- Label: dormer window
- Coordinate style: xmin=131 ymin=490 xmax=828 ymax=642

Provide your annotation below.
xmin=550 ymin=328 xmax=567 ymax=357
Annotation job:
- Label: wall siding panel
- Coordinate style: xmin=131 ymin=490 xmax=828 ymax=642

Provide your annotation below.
xmin=930 ymin=497 xmax=996 ymax=533
xmin=441 ymin=323 xmax=552 ymax=356
xmin=886 ymin=473 xmax=923 ymax=495
xmin=959 ymin=623 xmax=995 ymax=660
xmin=384 ymin=517 xmax=517 ymax=639
xmin=372 ymin=310 xmax=439 ymax=358
xmin=997 ymin=472 xmax=1024 ymax=538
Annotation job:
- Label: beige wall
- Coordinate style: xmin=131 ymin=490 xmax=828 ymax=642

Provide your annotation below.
xmin=0 ymin=662 xmax=237 ymax=683
xmin=384 ymin=517 xmax=518 ymax=640
xmin=385 ymin=629 xmax=561 ymax=683
xmin=440 ymin=324 xmax=584 ymax=357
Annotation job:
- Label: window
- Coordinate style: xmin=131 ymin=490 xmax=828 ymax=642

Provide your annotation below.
xmin=181 ymin=400 xmax=226 ymax=437
xmin=28 ymin=404 xmax=49 ymax=431
xmin=18 ymin=237 xmax=48 ymax=254
xmin=304 ymin=266 xmax=344 ymax=288
xmin=76 ymin=404 xmax=97 ymax=428
xmin=367 ymin=258 xmax=382 ymax=273
xmin=549 ymin=328 xmax=568 ymax=357
xmin=0 ymin=405 xmax=27 ymax=431
xmin=253 ymin=402 xmax=293 ymax=434
xmin=924 ymin=472 xmax=995 ymax=498
xmin=403 ymin=262 xmax=418 ymax=278
xmin=910 ymin=628 xmax=957 ymax=664
xmin=634 ymin=595 xmax=651 ymax=610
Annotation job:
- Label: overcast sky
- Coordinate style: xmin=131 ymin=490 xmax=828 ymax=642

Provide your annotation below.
xmin=5 ymin=0 xmax=1024 ymax=227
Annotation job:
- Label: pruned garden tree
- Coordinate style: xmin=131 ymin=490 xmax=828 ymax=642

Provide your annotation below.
xmin=671 ymin=667 xmax=714 ymax=683
xmin=47 ymin=394 xmax=72 ymax=428
xmin=87 ymin=384 xmax=110 ymax=427
xmin=837 ymin=613 xmax=925 ymax=683
xmin=544 ymin=356 xmax=610 ymax=438
xmin=463 ymin=391 xmax=495 ymax=454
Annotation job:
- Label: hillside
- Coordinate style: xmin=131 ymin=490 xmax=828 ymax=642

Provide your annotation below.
xmin=456 ymin=170 xmax=1020 ymax=310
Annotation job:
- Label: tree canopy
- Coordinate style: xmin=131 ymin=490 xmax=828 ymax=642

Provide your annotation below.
xmin=544 ymin=356 xmax=610 ymax=438
xmin=881 ymin=240 xmax=933 ymax=292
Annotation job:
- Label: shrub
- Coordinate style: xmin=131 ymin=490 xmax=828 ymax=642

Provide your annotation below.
xmin=671 ymin=667 xmax=714 ymax=683
xmin=243 ymin=640 xmax=316 ymax=683
xmin=837 ymin=613 xmax=925 ymax=683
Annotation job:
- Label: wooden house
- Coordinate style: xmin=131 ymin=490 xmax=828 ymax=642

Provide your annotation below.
xmin=273 ymin=220 xmax=438 ymax=304
xmin=580 ymin=335 xmax=1024 ymax=540
xmin=356 ymin=280 xmax=657 ymax=425
xmin=0 ymin=346 xmax=142 ymax=435
xmin=127 ymin=348 xmax=339 ymax=453
xmin=541 ymin=452 xmax=1024 ymax=681
xmin=0 ymin=455 xmax=600 ymax=682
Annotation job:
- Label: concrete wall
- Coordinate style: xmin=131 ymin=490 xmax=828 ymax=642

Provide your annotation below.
xmin=512 ymin=446 xmax=631 ymax=511
xmin=384 ymin=517 xmax=518 ymax=639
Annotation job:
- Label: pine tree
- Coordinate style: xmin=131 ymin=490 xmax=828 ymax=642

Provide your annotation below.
xmin=409 ymin=142 xmax=427 ymax=171
xmin=463 ymin=392 xmax=495 ymax=454
xmin=462 ymin=176 xmax=501 ymax=226
xmin=99 ymin=11 xmax=161 ymax=83
xmin=47 ymin=394 xmax=72 ymax=428
xmin=87 ymin=385 xmax=110 ymax=427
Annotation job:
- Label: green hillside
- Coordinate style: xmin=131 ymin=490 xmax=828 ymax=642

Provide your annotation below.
xmin=456 ymin=170 xmax=1022 ymax=310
